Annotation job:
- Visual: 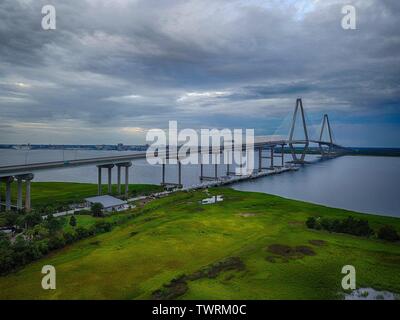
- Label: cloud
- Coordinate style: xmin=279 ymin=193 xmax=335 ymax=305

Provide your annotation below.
xmin=0 ymin=0 xmax=399 ymax=146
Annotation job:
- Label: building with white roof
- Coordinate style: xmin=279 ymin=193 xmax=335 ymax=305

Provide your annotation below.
xmin=84 ymin=195 xmax=128 ymax=212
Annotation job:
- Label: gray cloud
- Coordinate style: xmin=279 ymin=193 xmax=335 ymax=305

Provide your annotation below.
xmin=0 ymin=0 xmax=399 ymax=145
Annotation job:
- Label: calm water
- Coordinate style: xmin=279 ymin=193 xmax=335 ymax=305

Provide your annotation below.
xmin=1 ymin=149 xmax=399 ymax=217
xmin=234 ymin=156 xmax=400 ymax=217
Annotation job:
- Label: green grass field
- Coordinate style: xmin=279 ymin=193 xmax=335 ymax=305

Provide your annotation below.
xmin=1 ymin=187 xmax=400 ymax=299
xmin=0 ymin=182 xmax=163 ymax=209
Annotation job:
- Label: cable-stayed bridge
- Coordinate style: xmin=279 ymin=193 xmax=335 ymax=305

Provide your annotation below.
xmin=0 ymin=98 xmax=347 ymax=212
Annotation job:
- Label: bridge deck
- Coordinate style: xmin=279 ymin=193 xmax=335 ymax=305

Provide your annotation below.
xmin=0 ymin=139 xmax=343 ymax=177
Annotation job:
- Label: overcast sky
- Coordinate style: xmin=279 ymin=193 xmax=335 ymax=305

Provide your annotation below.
xmin=0 ymin=0 xmax=399 ymax=146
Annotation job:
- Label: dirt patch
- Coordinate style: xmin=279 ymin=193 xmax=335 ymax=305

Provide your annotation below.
xmin=151 ymin=257 xmax=245 ymax=300
xmin=152 ymin=275 xmax=189 ymax=300
xmin=267 ymin=244 xmax=293 ymax=257
xmin=129 ymin=231 xmax=139 ymax=237
xmin=238 ymin=213 xmax=257 ymax=217
xmin=266 ymin=244 xmax=316 ymax=261
xmin=295 ymin=246 xmax=316 ymax=256
xmin=309 ymin=239 xmax=326 ymax=246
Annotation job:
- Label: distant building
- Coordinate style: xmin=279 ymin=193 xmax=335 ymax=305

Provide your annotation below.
xmin=84 ymin=195 xmax=129 ymax=212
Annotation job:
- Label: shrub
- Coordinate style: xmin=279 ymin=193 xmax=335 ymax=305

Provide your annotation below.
xmin=48 ymin=234 xmax=66 ymax=250
xmin=306 ymin=217 xmax=317 ymax=229
xmin=63 ymin=230 xmax=77 ymax=244
xmin=321 ymin=218 xmax=333 ymax=231
xmin=306 ymin=216 xmax=374 ymax=238
xmin=69 ymin=215 xmax=77 ymax=227
xmin=378 ymin=225 xmax=399 ymax=242
xmin=75 ymin=226 xmax=90 ymax=239
xmin=91 ymin=203 xmax=104 ymax=217
xmin=44 ymin=214 xmax=63 ymax=233
xmin=93 ymin=221 xmax=112 ymax=233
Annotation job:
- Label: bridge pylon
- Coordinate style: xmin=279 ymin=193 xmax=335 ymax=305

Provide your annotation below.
xmin=319 ymin=114 xmax=335 ymax=158
xmin=288 ymin=98 xmax=309 ymax=164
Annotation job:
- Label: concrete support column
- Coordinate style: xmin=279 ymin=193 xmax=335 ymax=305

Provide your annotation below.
xmin=226 ymin=149 xmax=230 ymax=176
xmin=178 ymin=160 xmax=182 ymax=187
xmin=281 ymin=145 xmax=285 ymax=167
xmin=0 ymin=179 xmax=2 ymax=211
xmin=162 ymin=163 xmax=165 ymax=185
xmin=97 ymin=164 xmax=114 ymax=195
xmin=17 ymin=178 xmax=23 ymax=210
xmin=25 ymin=179 xmax=31 ymax=212
xmin=258 ymin=147 xmax=262 ymax=172
xmin=200 ymin=163 xmax=204 ymax=180
xmin=214 ymin=163 xmax=218 ymax=180
xmin=24 ymin=174 xmax=34 ymax=212
xmin=117 ymin=165 xmax=122 ymax=194
xmin=125 ymin=165 xmax=130 ymax=198
xmin=97 ymin=166 xmax=102 ymax=195
xmin=270 ymin=147 xmax=274 ymax=168
xmin=5 ymin=177 xmax=13 ymax=211
xmin=108 ymin=166 xmax=112 ymax=194
xmin=115 ymin=162 xmax=132 ymax=198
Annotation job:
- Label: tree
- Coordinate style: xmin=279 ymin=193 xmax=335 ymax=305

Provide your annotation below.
xmin=4 ymin=213 xmax=18 ymax=228
xmin=69 ymin=215 xmax=77 ymax=227
xmin=44 ymin=214 xmax=63 ymax=233
xmin=25 ymin=224 xmax=49 ymax=241
xmin=22 ymin=212 xmax=42 ymax=229
xmin=306 ymin=217 xmax=317 ymax=229
xmin=378 ymin=225 xmax=399 ymax=242
xmin=91 ymin=203 xmax=104 ymax=217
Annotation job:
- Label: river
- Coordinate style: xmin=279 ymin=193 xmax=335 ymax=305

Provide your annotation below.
xmin=0 ymin=149 xmax=399 ymax=217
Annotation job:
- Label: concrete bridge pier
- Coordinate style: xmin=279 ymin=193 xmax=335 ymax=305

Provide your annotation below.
xmin=116 ymin=162 xmax=132 ymax=198
xmin=23 ymin=174 xmax=34 ymax=212
xmin=0 ymin=174 xmax=33 ymax=212
xmin=200 ymin=162 xmax=204 ymax=180
xmin=161 ymin=157 xmax=182 ymax=189
xmin=270 ymin=147 xmax=274 ymax=169
xmin=17 ymin=177 xmax=23 ymax=210
xmin=178 ymin=160 xmax=182 ymax=187
xmin=107 ymin=166 xmax=113 ymax=193
xmin=97 ymin=166 xmax=102 ymax=195
xmin=117 ymin=165 xmax=122 ymax=194
xmin=5 ymin=176 xmax=14 ymax=211
xmin=199 ymin=152 xmax=221 ymax=181
xmin=97 ymin=164 xmax=114 ymax=195
xmin=162 ymin=163 xmax=166 ymax=185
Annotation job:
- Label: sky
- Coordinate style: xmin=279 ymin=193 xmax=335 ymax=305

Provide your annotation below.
xmin=0 ymin=0 xmax=399 ymax=147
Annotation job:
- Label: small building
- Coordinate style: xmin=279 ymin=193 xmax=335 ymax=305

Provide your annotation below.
xmin=84 ymin=195 xmax=128 ymax=212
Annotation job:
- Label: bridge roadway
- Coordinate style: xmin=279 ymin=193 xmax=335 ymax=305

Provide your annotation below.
xmin=0 ymin=139 xmax=342 ymax=178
